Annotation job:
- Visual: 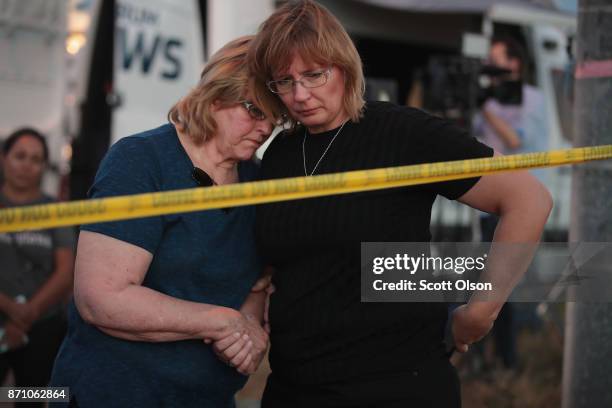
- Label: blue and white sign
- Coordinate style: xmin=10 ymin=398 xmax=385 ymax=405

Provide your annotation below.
xmin=112 ymin=0 xmax=205 ymax=142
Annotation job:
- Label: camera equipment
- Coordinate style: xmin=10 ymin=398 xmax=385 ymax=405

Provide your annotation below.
xmin=420 ymin=55 xmax=523 ymax=128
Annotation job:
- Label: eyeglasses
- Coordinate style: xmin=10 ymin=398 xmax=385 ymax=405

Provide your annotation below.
xmin=241 ymin=101 xmax=266 ymax=121
xmin=267 ymin=67 xmax=332 ymax=94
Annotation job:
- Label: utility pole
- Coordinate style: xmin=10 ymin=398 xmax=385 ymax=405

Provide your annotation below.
xmin=563 ymin=1 xmax=612 ymax=407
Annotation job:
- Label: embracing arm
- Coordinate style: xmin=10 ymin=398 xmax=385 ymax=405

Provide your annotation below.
xmin=74 ymin=231 xmax=247 ymax=343
xmin=451 ymin=152 xmax=552 ymax=351
xmin=207 ymin=267 xmax=273 ymax=374
xmin=239 ymin=266 xmax=274 ymax=325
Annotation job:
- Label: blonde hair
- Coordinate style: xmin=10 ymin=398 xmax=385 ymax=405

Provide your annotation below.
xmin=168 ymin=36 xmax=284 ymax=143
xmin=248 ymin=0 xmax=365 ymax=127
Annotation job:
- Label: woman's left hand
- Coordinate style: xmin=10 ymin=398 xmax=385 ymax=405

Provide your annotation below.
xmin=250 ymin=271 xmax=273 ymax=293
xmin=209 ymin=313 xmax=269 ymax=375
xmin=211 ymin=331 xmax=254 ymax=374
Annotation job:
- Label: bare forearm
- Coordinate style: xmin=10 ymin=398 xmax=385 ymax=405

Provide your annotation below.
xmin=28 ymin=248 xmax=74 ymax=320
xmin=240 ymin=291 xmax=266 ymax=325
xmin=77 ymin=284 xmax=236 ymax=341
xmin=96 ymin=325 xmax=202 ymax=342
xmin=469 ymin=198 xmax=551 ymax=316
xmin=29 ymin=269 xmax=72 ymax=320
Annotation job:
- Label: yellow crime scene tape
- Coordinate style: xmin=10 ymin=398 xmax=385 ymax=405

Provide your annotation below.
xmin=1 ymin=145 xmax=611 ymax=233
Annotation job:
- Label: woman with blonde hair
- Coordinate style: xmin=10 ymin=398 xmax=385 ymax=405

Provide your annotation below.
xmin=249 ymin=1 xmax=552 ymax=406
xmin=51 ymin=36 xmax=278 ymax=407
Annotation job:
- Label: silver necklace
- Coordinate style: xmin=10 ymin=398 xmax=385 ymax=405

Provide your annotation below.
xmin=302 ymin=120 xmax=348 ymax=176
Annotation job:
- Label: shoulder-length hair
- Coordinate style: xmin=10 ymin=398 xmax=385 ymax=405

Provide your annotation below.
xmin=248 ymin=0 xmax=365 ymax=128
xmin=2 ymin=127 xmax=49 ymax=161
xmin=168 ymin=35 xmax=284 ymax=143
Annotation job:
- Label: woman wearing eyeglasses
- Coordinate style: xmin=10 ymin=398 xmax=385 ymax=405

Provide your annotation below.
xmin=248 ymin=1 xmax=552 ymax=407
xmin=50 ymin=36 xmax=283 ymax=407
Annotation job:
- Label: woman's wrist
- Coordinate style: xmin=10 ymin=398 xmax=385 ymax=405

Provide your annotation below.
xmin=201 ymin=306 xmax=244 ymax=340
xmin=239 ymin=292 xmax=265 ymax=323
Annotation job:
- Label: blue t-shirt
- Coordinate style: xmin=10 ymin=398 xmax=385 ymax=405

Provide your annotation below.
xmin=51 ymin=124 xmax=261 ymax=407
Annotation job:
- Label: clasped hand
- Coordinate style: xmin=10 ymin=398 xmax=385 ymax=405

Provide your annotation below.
xmin=207 ymin=312 xmax=269 ymax=375
xmin=205 ymin=274 xmax=273 ymax=375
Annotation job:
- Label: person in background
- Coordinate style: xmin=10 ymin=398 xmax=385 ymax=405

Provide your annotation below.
xmin=51 ymin=36 xmax=280 ymax=407
xmin=474 ymin=36 xmax=549 ymax=371
xmin=476 ymin=35 xmax=549 ymax=175
xmin=248 ymin=1 xmax=552 ymax=406
xmin=0 ymin=128 xmax=75 ymax=406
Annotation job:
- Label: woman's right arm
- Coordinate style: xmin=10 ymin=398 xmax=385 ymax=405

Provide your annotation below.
xmin=74 ymin=231 xmax=259 ymax=344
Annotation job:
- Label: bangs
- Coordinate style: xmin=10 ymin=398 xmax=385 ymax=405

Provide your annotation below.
xmin=248 ymin=0 xmax=365 ymax=126
xmin=168 ymin=35 xmax=286 ymax=143
xmin=263 ymin=3 xmax=334 ymax=78
xmin=270 ymin=45 xmax=332 ymax=78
